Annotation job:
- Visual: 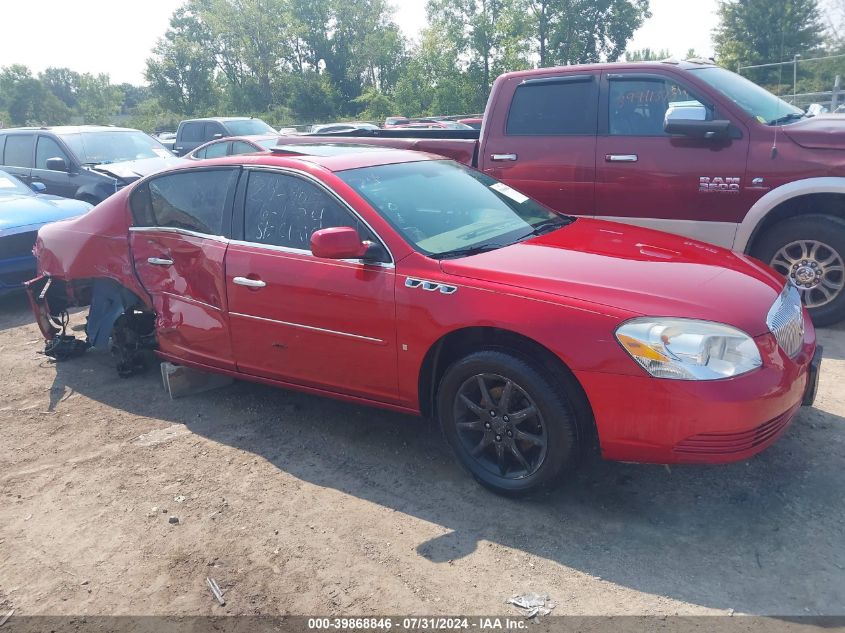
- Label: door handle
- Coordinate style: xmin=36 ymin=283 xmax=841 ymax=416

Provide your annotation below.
xmin=605 ymin=154 xmax=638 ymax=162
xmin=147 ymin=257 xmax=173 ymax=266
xmin=233 ymin=276 xmax=266 ymax=288
xmin=490 ymin=153 xmax=518 ymax=162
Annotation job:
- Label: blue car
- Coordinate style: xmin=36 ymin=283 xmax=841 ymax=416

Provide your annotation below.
xmin=0 ymin=170 xmax=92 ymax=294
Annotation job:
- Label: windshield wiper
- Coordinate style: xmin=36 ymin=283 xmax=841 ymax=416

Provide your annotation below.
xmin=768 ymin=112 xmax=806 ymax=125
xmin=436 ymin=242 xmax=509 ymax=259
xmin=528 ymin=218 xmax=572 ymax=236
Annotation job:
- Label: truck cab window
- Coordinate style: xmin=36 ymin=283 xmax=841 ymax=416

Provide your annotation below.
xmin=507 ymin=79 xmax=598 ymax=136
xmin=609 ymin=78 xmax=711 ymax=136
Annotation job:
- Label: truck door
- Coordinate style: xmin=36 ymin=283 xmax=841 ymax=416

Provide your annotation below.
xmin=128 ymin=167 xmax=240 ymax=370
xmin=594 ymin=71 xmax=751 ymax=248
xmin=479 ymin=73 xmax=598 ymax=217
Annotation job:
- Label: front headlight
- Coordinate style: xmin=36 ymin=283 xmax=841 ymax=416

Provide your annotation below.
xmin=615 ymin=318 xmax=762 ymax=380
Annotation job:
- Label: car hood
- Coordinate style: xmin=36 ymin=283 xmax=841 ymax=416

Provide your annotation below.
xmin=87 ymin=155 xmax=184 ymax=182
xmin=0 ymin=194 xmax=92 ymax=236
xmin=439 ymin=219 xmax=785 ymax=336
xmin=782 ymin=115 xmax=845 ymax=150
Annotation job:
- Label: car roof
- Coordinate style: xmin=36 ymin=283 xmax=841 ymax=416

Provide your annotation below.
xmin=183 ymin=117 xmax=262 ymax=123
xmin=498 ymin=58 xmax=717 ymax=82
xmin=0 ymin=125 xmax=142 ymax=134
xmin=198 ymin=143 xmax=440 ymax=172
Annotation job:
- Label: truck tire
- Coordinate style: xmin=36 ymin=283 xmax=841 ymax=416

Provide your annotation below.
xmin=436 ymin=350 xmax=579 ymax=497
xmin=752 ymin=214 xmax=845 ymax=327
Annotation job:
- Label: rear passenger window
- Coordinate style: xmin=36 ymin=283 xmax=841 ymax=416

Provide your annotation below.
xmin=231 ymin=141 xmax=257 ymax=155
xmin=181 ymin=123 xmax=204 ymax=143
xmin=243 ymin=170 xmax=371 ymax=251
xmin=204 ymin=141 xmax=229 ymax=158
xmin=507 ymin=78 xmax=598 ymax=136
xmin=3 ymin=135 xmax=34 ymax=167
xmin=130 ymin=169 xmax=238 ymax=235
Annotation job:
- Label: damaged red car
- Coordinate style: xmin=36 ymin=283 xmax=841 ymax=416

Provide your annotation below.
xmin=26 ymin=145 xmax=822 ymax=495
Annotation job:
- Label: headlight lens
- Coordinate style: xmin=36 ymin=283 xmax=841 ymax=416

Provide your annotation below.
xmin=615 ymin=318 xmax=762 ymax=380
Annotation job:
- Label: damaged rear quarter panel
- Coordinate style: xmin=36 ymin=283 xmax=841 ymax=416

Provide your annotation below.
xmin=34 ymin=187 xmax=151 ymax=307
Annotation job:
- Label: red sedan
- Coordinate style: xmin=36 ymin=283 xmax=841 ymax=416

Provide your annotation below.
xmin=26 ymin=145 xmax=821 ymax=495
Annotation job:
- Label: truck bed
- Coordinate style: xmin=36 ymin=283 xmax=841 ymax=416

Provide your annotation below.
xmin=277 ymin=129 xmax=481 ymax=166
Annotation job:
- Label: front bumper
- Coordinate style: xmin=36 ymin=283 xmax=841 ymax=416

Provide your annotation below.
xmin=575 ymin=327 xmax=818 ymax=464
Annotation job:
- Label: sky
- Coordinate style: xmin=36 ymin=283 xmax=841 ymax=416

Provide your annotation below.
xmin=0 ymin=0 xmax=721 ymax=85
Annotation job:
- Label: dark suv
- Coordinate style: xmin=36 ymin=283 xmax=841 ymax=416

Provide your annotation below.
xmin=0 ymin=126 xmax=183 ymax=204
xmin=170 ymin=117 xmax=277 ymax=156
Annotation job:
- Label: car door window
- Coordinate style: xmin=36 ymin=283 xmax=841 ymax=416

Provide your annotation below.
xmin=204 ymin=123 xmax=225 ymax=142
xmin=35 ymin=136 xmax=71 ymax=170
xmin=0 ymin=136 xmax=6 ymax=163
xmin=506 ymin=77 xmax=598 ymax=136
xmin=608 ymin=78 xmax=712 ymax=136
xmin=3 ymin=135 xmax=34 ymax=167
xmin=231 ymin=141 xmax=258 ymax=155
xmin=130 ymin=168 xmax=238 ymax=235
xmin=243 ymin=170 xmax=373 ymax=251
xmin=181 ymin=122 xmax=204 ymax=143
xmin=204 ymin=141 xmax=229 ymax=158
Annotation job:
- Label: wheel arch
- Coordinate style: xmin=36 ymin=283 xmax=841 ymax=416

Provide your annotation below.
xmin=736 ymin=177 xmax=845 ymax=254
xmin=417 ymin=326 xmax=597 ymax=449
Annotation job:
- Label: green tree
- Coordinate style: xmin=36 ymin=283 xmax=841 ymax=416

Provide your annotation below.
xmin=40 ymin=67 xmax=81 ymax=109
xmin=714 ymin=0 xmax=825 ymax=80
xmin=75 ymin=73 xmax=124 ymax=123
xmin=0 ymin=65 xmax=71 ymax=126
xmin=145 ymin=4 xmax=220 ymax=116
xmin=426 ymin=0 xmax=529 ymax=103
xmin=525 ymin=0 xmax=651 ymax=67
xmin=625 ymin=47 xmax=671 ymax=61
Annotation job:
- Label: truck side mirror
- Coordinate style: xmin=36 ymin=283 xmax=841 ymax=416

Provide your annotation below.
xmin=45 ymin=157 xmax=69 ymax=172
xmin=664 ymin=103 xmax=733 ymax=140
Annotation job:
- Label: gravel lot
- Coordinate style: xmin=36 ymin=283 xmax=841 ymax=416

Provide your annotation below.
xmin=1 ymin=292 xmax=843 ymax=617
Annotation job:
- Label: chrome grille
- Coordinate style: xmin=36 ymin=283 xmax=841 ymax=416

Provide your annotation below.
xmin=766 ymin=283 xmax=805 ymax=358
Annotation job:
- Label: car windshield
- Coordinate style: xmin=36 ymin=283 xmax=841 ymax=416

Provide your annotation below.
xmin=0 ymin=170 xmax=32 ymax=196
xmin=59 ymin=131 xmax=171 ymax=165
xmin=257 ymin=138 xmax=281 ymax=149
xmin=226 ymin=119 xmax=276 ymax=135
xmin=691 ymin=66 xmax=805 ymax=125
xmin=337 ymin=160 xmax=572 ymax=258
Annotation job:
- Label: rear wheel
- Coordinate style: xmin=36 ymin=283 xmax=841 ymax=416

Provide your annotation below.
xmin=437 ymin=350 xmax=579 ymax=496
xmin=753 ymin=214 xmax=845 ymax=327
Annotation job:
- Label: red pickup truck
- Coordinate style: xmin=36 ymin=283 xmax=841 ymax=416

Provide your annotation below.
xmin=287 ymin=59 xmax=845 ymax=326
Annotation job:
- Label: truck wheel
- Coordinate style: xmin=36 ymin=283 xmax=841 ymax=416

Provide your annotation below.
xmin=753 ymin=214 xmax=845 ymax=327
xmin=436 ymin=350 xmax=579 ymax=497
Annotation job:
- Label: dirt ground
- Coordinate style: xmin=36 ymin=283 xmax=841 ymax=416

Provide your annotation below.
xmin=0 ymin=292 xmax=843 ymax=618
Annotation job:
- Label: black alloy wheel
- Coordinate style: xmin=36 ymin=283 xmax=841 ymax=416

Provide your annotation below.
xmin=437 ymin=350 xmax=579 ymax=496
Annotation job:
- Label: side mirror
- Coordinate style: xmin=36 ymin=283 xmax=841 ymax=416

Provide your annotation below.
xmin=664 ymin=104 xmax=732 ymax=140
xmin=311 ymin=227 xmax=368 ymax=260
xmin=212 ymin=133 xmax=223 ymax=139
xmin=45 ymin=157 xmax=69 ymax=172
xmin=30 ymin=182 xmax=47 ymax=193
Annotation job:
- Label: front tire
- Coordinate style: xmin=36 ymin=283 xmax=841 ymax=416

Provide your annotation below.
xmin=752 ymin=214 xmax=845 ymax=327
xmin=436 ymin=350 xmax=579 ymax=497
